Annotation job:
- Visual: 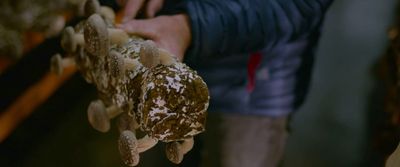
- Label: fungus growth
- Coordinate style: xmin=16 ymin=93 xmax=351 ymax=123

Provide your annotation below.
xmin=51 ymin=0 xmax=209 ymax=166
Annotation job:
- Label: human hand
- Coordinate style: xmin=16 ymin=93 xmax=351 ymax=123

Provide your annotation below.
xmin=118 ymin=14 xmax=191 ymax=61
xmin=117 ymin=0 xmax=164 ymax=22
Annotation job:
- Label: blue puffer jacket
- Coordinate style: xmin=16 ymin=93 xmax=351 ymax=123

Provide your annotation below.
xmin=166 ymin=0 xmax=334 ymax=117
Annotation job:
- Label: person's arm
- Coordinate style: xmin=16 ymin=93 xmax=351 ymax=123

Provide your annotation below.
xmin=178 ymin=0 xmax=333 ymax=61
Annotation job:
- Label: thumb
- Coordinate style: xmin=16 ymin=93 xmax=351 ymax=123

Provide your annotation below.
xmin=118 ymin=19 xmax=158 ymax=39
xmin=122 ymin=0 xmax=145 ymax=23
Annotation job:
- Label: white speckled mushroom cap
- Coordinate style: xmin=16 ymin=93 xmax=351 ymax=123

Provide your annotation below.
xmin=138 ymin=63 xmax=209 ymax=142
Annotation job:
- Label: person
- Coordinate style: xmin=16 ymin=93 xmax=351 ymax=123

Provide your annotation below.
xmin=117 ymin=0 xmax=334 ymax=166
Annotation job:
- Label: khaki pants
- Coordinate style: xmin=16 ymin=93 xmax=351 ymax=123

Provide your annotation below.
xmin=138 ymin=113 xmax=288 ymax=167
xmin=199 ymin=112 xmax=288 ymax=167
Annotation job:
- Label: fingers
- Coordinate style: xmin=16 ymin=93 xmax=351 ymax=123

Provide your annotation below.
xmin=122 ymin=0 xmax=146 ymax=23
xmin=118 ymin=19 xmax=158 ymax=39
xmin=118 ymin=15 xmax=190 ymax=61
xmin=145 ymin=0 xmax=164 ymax=18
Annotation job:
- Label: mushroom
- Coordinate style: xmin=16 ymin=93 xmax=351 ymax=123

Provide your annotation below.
xmin=139 ymin=40 xmax=160 ymax=68
xmin=139 ymin=41 xmax=178 ymax=69
xmin=43 ymin=15 xmax=66 ymax=38
xmin=50 ymin=53 xmax=75 ymax=75
xmin=84 ymin=14 xmax=129 ymax=56
xmin=108 ymin=28 xmax=130 ymax=45
xmin=117 ymin=112 xmax=140 ymax=133
xmin=61 ymin=26 xmax=84 ymax=53
xmin=84 ymin=0 xmax=101 ymax=17
xmin=119 ymin=130 xmax=158 ymax=167
xmin=87 ymin=100 xmax=123 ymax=132
xmin=84 ymin=0 xmax=116 ymax=21
xmin=165 ymin=138 xmax=194 ymax=164
xmin=109 ymin=50 xmax=140 ymax=77
xmin=99 ymin=6 xmax=116 ymax=22
xmin=158 ymin=48 xmax=177 ymax=66
xmin=84 ymin=14 xmax=109 ymax=57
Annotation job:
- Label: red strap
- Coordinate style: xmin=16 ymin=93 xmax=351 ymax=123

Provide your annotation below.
xmin=247 ymin=52 xmax=262 ymax=92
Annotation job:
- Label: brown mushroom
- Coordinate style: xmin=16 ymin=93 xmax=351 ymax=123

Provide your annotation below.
xmin=84 ymin=0 xmax=116 ymax=21
xmin=100 ymin=6 xmax=116 ymax=22
xmin=50 ymin=53 xmax=75 ymax=75
xmin=61 ymin=26 xmax=84 ymax=53
xmin=84 ymin=14 xmax=109 ymax=57
xmin=139 ymin=40 xmax=160 ymax=68
xmin=158 ymin=48 xmax=177 ymax=66
xmin=119 ymin=130 xmax=158 ymax=166
xmin=84 ymin=14 xmax=129 ymax=56
xmin=165 ymin=138 xmax=194 ymax=164
xmin=84 ymin=0 xmax=101 ymax=17
xmin=117 ymin=112 xmax=140 ymax=133
xmin=109 ymin=50 xmax=140 ymax=77
xmin=87 ymin=100 xmax=123 ymax=132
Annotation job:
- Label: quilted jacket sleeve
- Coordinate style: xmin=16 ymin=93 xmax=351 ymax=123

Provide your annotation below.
xmin=177 ymin=0 xmax=333 ymax=61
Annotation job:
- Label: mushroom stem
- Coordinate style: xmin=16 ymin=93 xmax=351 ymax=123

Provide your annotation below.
xmin=106 ymin=105 xmax=123 ymax=119
xmin=61 ymin=27 xmax=85 ymax=53
xmin=108 ymin=28 xmax=129 ymax=45
xmin=165 ymin=137 xmax=194 ymax=164
xmin=74 ymin=34 xmax=85 ymax=46
xmin=50 ymin=54 xmax=76 ymax=75
xmin=123 ymin=58 xmax=140 ymax=70
xmin=87 ymin=100 xmax=123 ymax=132
xmin=137 ymin=135 xmax=158 ymax=153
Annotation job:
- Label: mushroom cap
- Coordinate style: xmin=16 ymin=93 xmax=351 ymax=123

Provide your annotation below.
xmin=139 ymin=40 xmax=160 ymax=68
xmin=138 ymin=63 xmax=209 ymax=142
xmin=118 ymin=130 xmax=140 ymax=167
xmin=84 ymin=0 xmax=101 ymax=17
xmin=43 ymin=15 xmax=66 ymax=38
xmin=100 ymin=6 xmax=116 ymax=22
xmin=87 ymin=100 xmax=110 ymax=132
xmin=61 ymin=27 xmax=77 ymax=52
xmin=165 ymin=142 xmax=184 ymax=164
xmin=109 ymin=50 xmax=125 ymax=77
xmin=84 ymin=14 xmax=109 ymax=57
xmin=50 ymin=53 xmax=63 ymax=75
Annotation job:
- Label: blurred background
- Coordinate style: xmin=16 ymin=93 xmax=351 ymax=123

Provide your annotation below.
xmin=0 ymin=0 xmax=400 ymax=167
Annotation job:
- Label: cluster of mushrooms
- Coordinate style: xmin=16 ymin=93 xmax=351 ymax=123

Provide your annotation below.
xmin=0 ymin=0 xmax=86 ymax=59
xmin=51 ymin=0 xmax=209 ymax=166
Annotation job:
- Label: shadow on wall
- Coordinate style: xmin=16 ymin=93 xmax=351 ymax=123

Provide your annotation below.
xmin=283 ymin=0 xmax=397 ymax=167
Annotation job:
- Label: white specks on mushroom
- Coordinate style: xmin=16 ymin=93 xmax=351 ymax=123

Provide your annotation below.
xmin=153 ymin=96 xmax=165 ymax=107
xmin=164 ymin=76 xmax=184 ymax=93
xmin=147 ymin=82 xmax=155 ymax=90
